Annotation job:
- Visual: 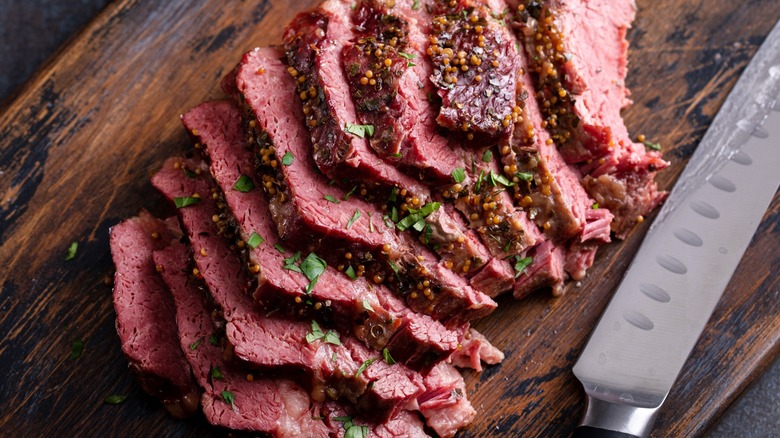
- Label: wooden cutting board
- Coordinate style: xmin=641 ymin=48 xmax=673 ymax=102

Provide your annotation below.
xmin=1 ymin=1 xmax=778 ymax=436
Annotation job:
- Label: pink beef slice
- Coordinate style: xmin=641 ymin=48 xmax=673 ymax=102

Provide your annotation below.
xmin=282 ymin=0 xmax=429 ymax=199
xmin=509 ymin=0 xmax=667 ymax=238
xmin=153 ymin=241 xmax=331 ymax=437
xmin=513 ymin=240 xmax=566 ymax=298
xmin=234 ymin=49 xmax=497 ymax=324
xmin=151 ymin=156 xmax=425 ymax=423
xmin=323 ymin=402 xmax=430 ymax=438
xmin=343 ymin=0 xmax=466 ymax=181
xmin=181 ymin=102 xmax=464 ymax=370
xmin=276 ymin=8 xmax=500 ymax=284
xmin=468 ymin=257 xmax=515 ymax=298
xmin=448 ymin=327 xmax=505 ymax=372
xmin=428 ymin=0 xmax=518 ymax=147
xmin=109 ymin=212 xmax=200 ymax=419
xmin=417 ymin=362 xmax=477 ymax=438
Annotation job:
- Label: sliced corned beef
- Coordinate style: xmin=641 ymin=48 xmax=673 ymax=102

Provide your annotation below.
xmin=181 ymin=101 xmax=465 ymax=369
xmin=448 ymin=327 xmax=505 ymax=372
xmin=323 ymin=403 xmax=430 ymax=438
xmin=152 ymin=156 xmax=425 ymax=422
xmin=109 ymin=213 xmax=200 ymax=419
xmin=417 ymin=362 xmax=477 ymax=438
xmin=509 ymin=0 xmax=667 ymax=238
xmin=234 ymin=48 xmax=497 ymax=324
xmin=513 ymin=240 xmax=566 ymax=298
xmin=428 ymin=0 xmax=518 ymax=146
xmin=468 ymin=257 xmax=515 ymax=298
xmin=343 ymin=0 xmax=467 ymax=182
xmin=282 ymin=0 xmax=429 ymax=199
xmin=154 ymin=241 xmax=331 ymax=437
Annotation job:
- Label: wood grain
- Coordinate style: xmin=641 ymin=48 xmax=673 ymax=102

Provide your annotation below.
xmin=0 ymin=0 xmax=777 ymax=436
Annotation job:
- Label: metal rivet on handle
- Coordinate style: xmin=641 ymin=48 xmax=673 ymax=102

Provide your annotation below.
xmin=691 ymin=200 xmax=720 ymax=219
xmin=639 ymin=283 xmax=672 ymax=303
xmin=623 ymin=310 xmax=654 ymax=331
xmin=657 ymin=254 xmax=688 ymax=274
xmin=708 ymin=175 xmax=737 ymax=192
xmin=673 ymin=228 xmax=704 ymax=247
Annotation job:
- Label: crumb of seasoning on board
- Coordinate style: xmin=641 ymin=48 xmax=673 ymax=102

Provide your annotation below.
xmin=104 ymin=394 xmax=128 ymax=405
xmin=65 ymin=242 xmax=78 ymax=261
xmin=70 ymin=338 xmax=84 ymax=359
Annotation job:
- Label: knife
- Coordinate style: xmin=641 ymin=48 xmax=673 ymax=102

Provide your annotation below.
xmin=571 ymin=19 xmax=780 ymax=438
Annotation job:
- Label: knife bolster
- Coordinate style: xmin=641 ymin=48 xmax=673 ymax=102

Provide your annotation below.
xmin=578 ymin=394 xmax=661 ymax=438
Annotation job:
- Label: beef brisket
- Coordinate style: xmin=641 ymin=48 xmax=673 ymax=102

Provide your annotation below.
xmin=153 ymin=241 xmax=331 ymax=436
xmin=513 ymin=240 xmax=566 ymax=298
xmin=509 ymin=0 xmax=667 ymax=237
xmin=180 ymin=101 xmax=466 ymax=369
xmin=417 ymin=362 xmax=477 ymax=438
xmin=428 ymin=0 xmax=518 ymax=146
xmin=109 ymin=213 xmax=200 ymax=419
xmin=448 ymin=327 xmax=505 ymax=372
xmin=233 ymin=48 xmax=497 ymax=323
xmin=151 ymin=156 xmax=425 ymax=422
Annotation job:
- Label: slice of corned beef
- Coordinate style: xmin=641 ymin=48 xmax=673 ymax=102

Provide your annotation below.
xmin=233 ymin=49 xmax=497 ymax=324
xmin=468 ymin=257 xmax=515 ymax=298
xmin=323 ymin=403 xmax=430 ymax=438
xmin=276 ymin=14 xmax=502 ymax=284
xmin=154 ymin=241 xmax=331 ymax=437
xmin=152 ymin=156 xmax=424 ymax=423
xmin=513 ymin=240 xmax=566 ymax=298
xmin=342 ymin=0 xmax=467 ymax=182
xmin=180 ymin=102 xmax=464 ymax=370
xmin=426 ymin=0 xmax=518 ymax=146
xmin=109 ymin=213 xmax=200 ymax=419
xmin=448 ymin=327 xmax=505 ymax=372
xmin=509 ymin=0 xmax=667 ymax=238
xmin=282 ymin=0 xmax=429 ymax=199
xmin=417 ymin=362 xmax=477 ymax=438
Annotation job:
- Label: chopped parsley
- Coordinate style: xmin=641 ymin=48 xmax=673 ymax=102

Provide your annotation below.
xmin=301 ymin=252 xmax=328 ymax=293
xmin=475 ymin=170 xmax=485 ymax=192
xmin=233 ymin=175 xmax=255 ymax=192
xmin=482 ymin=149 xmax=493 ymax=162
xmin=345 ymin=265 xmax=357 ymax=280
xmin=399 ymin=52 xmax=415 ymax=60
xmin=70 ymin=338 xmax=84 ymax=359
xmin=174 ymin=196 xmax=201 ymax=208
xmin=344 ymin=185 xmax=358 ymax=201
xmin=333 ymin=416 xmax=370 ymax=438
xmin=209 ymin=334 xmax=220 ymax=346
xmin=516 ymin=171 xmax=534 ymax=182
xmin=346 ymin=210 xmax=362 ymax=229
xmin=382 ymin=348 xmax=396 ymax=365
xmin=451 ymin=167 xmax=466 ymax=183
xmin=104 ymin=395 xmax=127 ymax=405
xmin=189 ymin=337 xmax=204 ymax=351
xmin=388 ymin=186 xmax=398 ymax=203
xmin=247 ymin=232 xmax=264 ymax=249
xmin=210 ymin=366 xmax=225 ymax=380
xmin=390 ymin=206 xmax=399 ymax=223
xmin=283 ymin=251 xmax=303 ymax=273
xmin=387 ymin=260 xmax=401 ymax=280
xmin=274 ymin=243 xmax=286 ymax=253
xmin=324 ymin=194 xmax=341 ymax=204
xmin=281 ymin=151 xmax=295 ymax=166
xmin=355 ymin=358 xmax=377 ymax=377
xmin=514 ymin=256 xmax=533 ymax=278
xmin=488 ymin=171 xmax=514 ymax=187
xmin=412 ymin=0 xmax=420 ymax=10
xmin=643 ymin=140 xmax=662 ymax=151
xmin=221 ymin=390 xmax=236 ymax=410
xmin=362 ymin=300 xmax=374 ymax=312
xmin=395 ymin=202 xmax=441 ymax=232
xmin=345 ymin=123 xmax=375 ymax=139
xmin=65 ymin=242 xmax=78 ymax=261
xmin=423 ymin=224 xmax=433 ymax=245
xmin=592 ymin=202 xmax=600 ymax=210
xmin=306 ymin=320 xmax=341 ymax=345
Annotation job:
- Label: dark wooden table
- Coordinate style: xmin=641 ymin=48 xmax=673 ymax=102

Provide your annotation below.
xmin=0 ymin=1 xmax=778 ymax=436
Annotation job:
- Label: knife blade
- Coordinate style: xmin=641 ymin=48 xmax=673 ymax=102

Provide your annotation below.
xmin=571 ymin=19 xmax=780 ymax=438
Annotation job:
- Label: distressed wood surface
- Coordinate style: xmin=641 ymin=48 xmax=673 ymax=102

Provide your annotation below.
xmin=0 ymin=0 xmax=778 ymax=436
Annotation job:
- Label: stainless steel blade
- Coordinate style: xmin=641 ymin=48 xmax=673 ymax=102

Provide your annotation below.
xmin=572 ymin=19 xmax=780 ymax=438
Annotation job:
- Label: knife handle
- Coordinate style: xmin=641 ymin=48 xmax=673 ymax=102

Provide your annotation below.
xmin=572 ymin=426 xmax=638 ymax=438
xmin=576 ymin=393 xmax=660 ymax=438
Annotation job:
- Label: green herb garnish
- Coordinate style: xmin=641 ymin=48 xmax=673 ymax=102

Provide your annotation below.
xmin=643 ymin=141 xmax=662 ymax=151
xmin=282 ymin=151 xmax=295 ymax=165
xmin=247 ymin=232 xmax=264 ymax=249
xmin=345 ymin=265 xmax=357 ymax=280
xmin=189 ymin=337 xmax=204 ymax=351
xmin=592 ymin=203 xmax=600 ymax=210
xmin=451 ymin=168 xmax=466 ymax=183
xmin=301 ymin=252 xmax=327 ymax=293
xmin=70 ymin=338 xmax=84 ymax=359
xmin=274 ymin=243 xmax=286 ymax=253
xmin=516 ymin=171 xmax=533 ymax=182
xmin=482 ymin=149 xmax=493 ymax=162
xmin=283 ymin=251 xmax=303 ymax=273
xmin=345 ymin=123 xmax=375 ymax=139
xmin=306 ymin=320 xmax=341 ymax=345
xmin=221 ymin=390 xmax=236 ymax=410
xmin=362 ymin=300 xmax=374 ymax=312
xmin=382 ymin=348 xmax=396 ymax=365
xmin=65 ymin=242 xmax=78 ymax=261
xmin=174 ymin=196 xmax=201 ymax=208
xmin=355 ymin=358 xmax=377 ymax=377
xmin=324 ymin=194 xmax=341 ymax=204
xmin=233 ymin=175 xmax=255 ymax=192
xmin=514 ymin=256 xmax=533 ymax=278
xmin=347 ymin=210 xmax=362 ymax=229
xmin=209 ymin=334 xmax=219 ymax=346
xmin=104 ymin=395 xmax=127 ymax=405
xmin=210 ymin=366 xmax=225 ymax=380
xmin=395 ymin=202 xmax=440 ymax=231
xmin=344 ymin=185 xmax=358 ymax=201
